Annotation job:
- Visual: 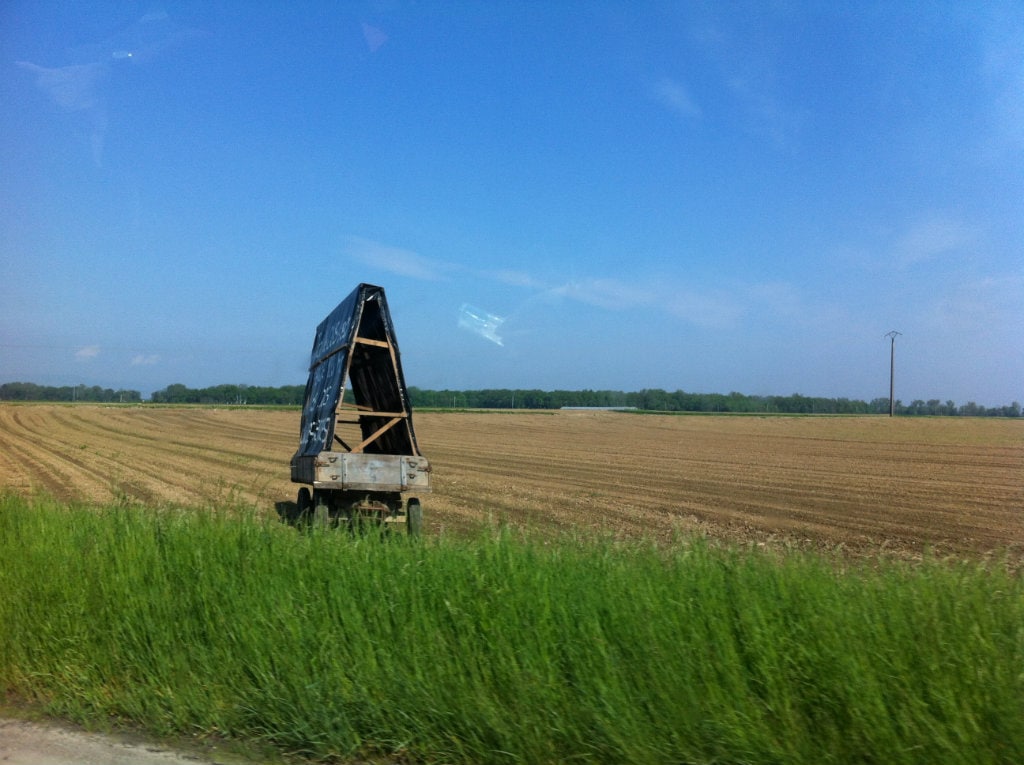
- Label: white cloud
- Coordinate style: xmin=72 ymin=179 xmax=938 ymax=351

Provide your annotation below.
xmin=361 ymin=22 xmax=388 ymax=53
xmin=892 ymin=216 xmax=980 ymax=267
xmin=17 ymin=61 xmax=109 ymax=165
xmin=343 ymin=236 xmax=451 ymax=281
xmin=75 ymin=345 xmax=100 ymax=360
xmin=905 ymin=274 xmax=1024 ymax=405
xmin=663 ymin=288 xmax=743 ymax=329
xmin=489 ymin=269 xmax=548 ymax=289
xmin=17 ymin=14 xmax=209 ymax=168
xmin=544 ymin=276 xmax=744 ymax=330
xmin=551 ymin=278 xmax=654 ymax=311
xmin=977 ymin=4 xmax=1024 ymax=156
xmin=17 ymin=61 xmax=106 ymax=111
xmin=651 ymin=77 xmax=702 ymax=120
xmin=727 ymin=74 xmax=802 ymax=148
xmin=928 ymin=274 xmax=1024 ymax=334
xmin=744 ymin=281 xmax=802 ymax=318
xmin=131 ymin=354 xmax=160 ymax=366
xmin=689 ymin=18 xmax=802 ymax=148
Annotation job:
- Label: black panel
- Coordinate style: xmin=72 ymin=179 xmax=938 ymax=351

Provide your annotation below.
xmin=293 ymin=284 xmax=421 ymax=459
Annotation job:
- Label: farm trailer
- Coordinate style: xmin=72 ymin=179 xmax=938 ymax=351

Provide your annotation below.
xmin=283 ymin=283 xmax=430 ymax=533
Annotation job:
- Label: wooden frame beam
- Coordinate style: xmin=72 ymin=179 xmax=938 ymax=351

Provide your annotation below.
xmin=350 ymin=416 xmax=403 ymax=453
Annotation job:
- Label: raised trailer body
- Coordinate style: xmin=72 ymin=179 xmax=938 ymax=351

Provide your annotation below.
xmin=286 ymin=283 xmax=429 ymax=531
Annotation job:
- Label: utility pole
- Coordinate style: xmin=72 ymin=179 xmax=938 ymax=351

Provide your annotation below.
xmin=885 ymin=331 xmax=901 ymax=417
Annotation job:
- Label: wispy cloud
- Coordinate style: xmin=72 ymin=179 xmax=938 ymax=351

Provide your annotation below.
xmin=131 ymin=354 xmax=161 ymax=366
xmin=558 ymin=274 xmax=819 ymax=331
xmin=17 ymin=61 xmax=108 ymax=165
xmin=488 ymin=269 xmax=548 ymax=290
xmin=663 ymin=288 xmax=743 ymax=329
xmin=892 ymin=216 xmax=980 ymax=267
xmin=361 ymin=22 xmax=388 ymax=53
xmin=690 ymin=17 xmax=802 ymax=148
xmin=541 ymin=276 xmax=745 ymax=330
xmin=75 ymin=345 xmax=100 ymax=361
xmin=551 ymin=278 xmax=654 ymax=311
xmin=725 ymin=74 xmax=803 ymax=148
xmin=651 ymin=77 xmax=701 ymax=120
xmin=928 ymin=274 xmax=1024 ymax=335
xmin=343 ymin=236 xmax=452 ymax=281
xmin=16 ymin=61 xmax=106 ymax=111
xmin=977 ymin=4 xmax=1024 ymax=156
xmin=743 ymin=281 xmax=803 ymax=318
xmin=15 ymin=11 xmax=207 ymax=168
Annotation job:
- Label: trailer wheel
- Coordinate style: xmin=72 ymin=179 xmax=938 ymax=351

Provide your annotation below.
xmin=296 ymin=487 xmax=313 ymax=523
xmin=311 ymin=490 xmax=334 ymax=526
xmin=407 ymin=498 xmax=423 ymax=537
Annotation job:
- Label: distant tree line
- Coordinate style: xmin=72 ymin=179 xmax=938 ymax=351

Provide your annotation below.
xmin=2 ymin=381 xmax=1020 ymax=416
xmin=408 ymin=388 xmax=1022 ymax=417
xmin=0 ymin=382 xmax=142 ymax=403
xmin=148 ymin=383 xmax=307 ymax=405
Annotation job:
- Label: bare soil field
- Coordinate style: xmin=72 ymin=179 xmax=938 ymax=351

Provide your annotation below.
xmin=1 ymin=403 xmax=1021 ymax=560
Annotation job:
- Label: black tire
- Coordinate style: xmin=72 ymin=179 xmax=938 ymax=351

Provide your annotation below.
xmin=407 ymin=498 xmax=423 ymax=537
xmin=296 ymin=487 xmax=313 ymax=523
xmin=311 ymin=490 xmax=333 ymax=526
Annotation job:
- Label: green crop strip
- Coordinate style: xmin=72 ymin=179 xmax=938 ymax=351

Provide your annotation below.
xmin=1 ymin=492 xmax=1021 ymax=764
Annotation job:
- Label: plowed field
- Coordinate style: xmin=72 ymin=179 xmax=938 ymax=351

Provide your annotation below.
xmin=1 ymin=404 xmax=1021 ymax=560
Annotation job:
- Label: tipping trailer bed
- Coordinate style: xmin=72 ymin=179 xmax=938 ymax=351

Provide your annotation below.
xmin=286 ymin=283 xmax=429 ymax=531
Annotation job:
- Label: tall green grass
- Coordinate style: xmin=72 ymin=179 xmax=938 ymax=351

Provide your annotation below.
xmin=1 ymin=492 xmax=1021 ymax=764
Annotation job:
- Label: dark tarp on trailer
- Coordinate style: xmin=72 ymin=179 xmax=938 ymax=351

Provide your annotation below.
xmin=293 ymin=283 xmax=422 ymax=460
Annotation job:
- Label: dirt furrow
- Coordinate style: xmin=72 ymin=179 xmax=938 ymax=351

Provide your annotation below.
xmin=2 ymin=405 xmax=1021 ymax=560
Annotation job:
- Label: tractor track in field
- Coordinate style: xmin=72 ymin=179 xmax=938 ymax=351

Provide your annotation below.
xmin=1 ymin=404 xmax=1021 ymax=561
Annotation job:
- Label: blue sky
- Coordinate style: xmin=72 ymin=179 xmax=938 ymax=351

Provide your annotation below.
xmin=2 ymin=2 xmax=1022 ymax=405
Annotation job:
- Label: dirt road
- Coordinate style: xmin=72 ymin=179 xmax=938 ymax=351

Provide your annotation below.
xmin=0 ymin=717 xmax=249 ymax=765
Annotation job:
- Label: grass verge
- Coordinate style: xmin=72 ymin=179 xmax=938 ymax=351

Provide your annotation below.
xmin=1 ymin=492 xmax=1021 ymax=764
